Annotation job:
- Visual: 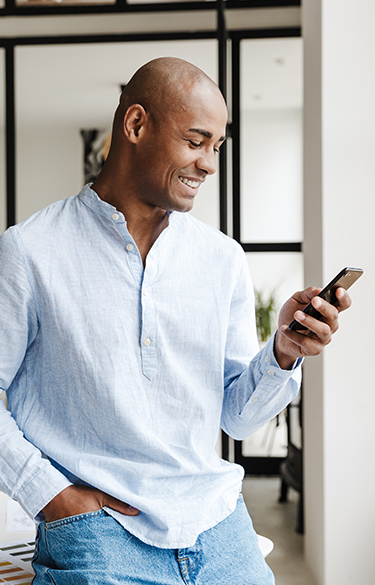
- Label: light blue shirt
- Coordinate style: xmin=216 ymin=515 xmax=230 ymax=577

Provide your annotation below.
xmin=0 ymin=185 xmax=301 ymax=548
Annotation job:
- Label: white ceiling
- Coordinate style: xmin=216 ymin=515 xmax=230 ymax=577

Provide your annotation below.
xmin=10 ymin=36 xmax=302 ymax=128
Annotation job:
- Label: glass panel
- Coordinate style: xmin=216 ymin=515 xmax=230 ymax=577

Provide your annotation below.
xmin=242 ymin=394 xmax=302 ymax=458
xmin=242 ymin=251 xmax=303 ymax=459
xmin=240 ymin=38 xmax=303 ymax=243
xmin=246 ymin=251 xmax=304 ymax=329
xmin=0 ymin=49 xmax=5 ymax=235
xmin=242 ymin=410 xmax=288 ymax=458
xmin=15 ymin=40 xmax=219 ymax=229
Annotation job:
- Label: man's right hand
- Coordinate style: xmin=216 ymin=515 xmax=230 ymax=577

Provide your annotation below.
xmin=42 ymin=485 xmax=139 ymax=523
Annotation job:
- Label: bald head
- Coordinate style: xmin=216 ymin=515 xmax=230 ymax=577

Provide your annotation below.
xmin=112 ymin=57 xmax=224 ymax=135
xmin=93 ymin=56 xmax=227 ymax=217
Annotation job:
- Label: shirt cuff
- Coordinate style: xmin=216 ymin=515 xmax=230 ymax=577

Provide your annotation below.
xmin=16 ymin=464 xmax=73 ymax=521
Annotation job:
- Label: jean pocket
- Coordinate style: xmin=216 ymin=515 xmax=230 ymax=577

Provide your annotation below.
xmin=45 ymin=508 xmax=106 ymax=530
xmin=43 ymin=509 xmax=112 ymax=572
xmin=42 ymin=508 xmax=133 ymax=575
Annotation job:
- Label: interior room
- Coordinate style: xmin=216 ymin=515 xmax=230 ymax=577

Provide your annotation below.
xmin=0 ymin=2 xmax=373 ymax=585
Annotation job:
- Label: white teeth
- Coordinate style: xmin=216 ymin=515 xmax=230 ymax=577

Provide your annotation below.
xmin=179 ymin=177 xmax=200 ymax=189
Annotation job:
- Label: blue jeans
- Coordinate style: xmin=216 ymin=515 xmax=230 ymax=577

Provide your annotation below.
xmin=32 ymin=495 xmax=275 ymax=584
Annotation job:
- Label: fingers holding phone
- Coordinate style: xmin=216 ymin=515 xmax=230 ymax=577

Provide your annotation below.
xmin=291 ymin=287 xmax=350 ymax=337
xmin=288 ymin=267 xmax=361 ymax=332
xmin=293 ymin=296 xmax=337 ymax=336
xmin=276 ymin=292 xmax=336 ymax=365
xmin=274 ymin=268 xmax=362 ymax=368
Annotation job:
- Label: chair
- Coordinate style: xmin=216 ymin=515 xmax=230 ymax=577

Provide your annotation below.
xmin=278 ymin=394 xmax=304 ymax=534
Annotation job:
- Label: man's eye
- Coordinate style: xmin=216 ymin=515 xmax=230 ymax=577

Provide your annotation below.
xmin=189 ymin=140 xmax=202 ymax=148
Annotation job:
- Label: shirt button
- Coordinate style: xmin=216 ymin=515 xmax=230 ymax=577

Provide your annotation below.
xmin=253 ymin=397 xmax=259 ymax=403
xmin=126 ymin=243 xmax=134 ymax=252
xmin=265 ymin=355 xmax=270 ymax=363
xmin=267 ymin=369 xmax=275 ymax=376
xmin=143 ymin=289 xmax=148 ymax=297
xmin=112 ymin=213 xmax=119 ymax=220
xmin=143 ymin=337 xmax=151 ymax=346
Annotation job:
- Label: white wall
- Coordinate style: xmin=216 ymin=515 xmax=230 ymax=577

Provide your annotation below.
xmin=16 ymin=125 xmax=84 ymax=222
xmin=303 ymin=1 xmax=375 ymax=584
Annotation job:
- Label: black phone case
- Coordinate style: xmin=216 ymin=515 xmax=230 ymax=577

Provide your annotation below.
xmin=288 ymin=267 xmax=363 ymax=332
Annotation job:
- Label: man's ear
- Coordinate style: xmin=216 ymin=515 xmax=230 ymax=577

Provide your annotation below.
xmin=123 ymin=104 xmax=148 ymax=144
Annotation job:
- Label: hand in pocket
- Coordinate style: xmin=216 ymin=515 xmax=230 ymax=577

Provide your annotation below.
xmin=42 ymin=485 xmax=139 ymax=522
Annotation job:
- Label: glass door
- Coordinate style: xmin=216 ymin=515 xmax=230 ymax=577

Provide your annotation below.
xmin=232 ymin=35 xmax=303 ymax=474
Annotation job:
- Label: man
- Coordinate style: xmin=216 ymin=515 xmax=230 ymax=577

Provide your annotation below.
xmin=0 ymin=58 xmax=350 ymax=584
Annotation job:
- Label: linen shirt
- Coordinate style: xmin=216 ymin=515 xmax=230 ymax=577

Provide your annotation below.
xmin=0 ymin=185 xmax=301 ymax=548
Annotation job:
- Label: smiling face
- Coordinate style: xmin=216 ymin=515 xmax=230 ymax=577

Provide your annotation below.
xmin=96 ymin=58 xmax=228 ymax=219
xmin=130 ymin=79 xmax=228 ymax=214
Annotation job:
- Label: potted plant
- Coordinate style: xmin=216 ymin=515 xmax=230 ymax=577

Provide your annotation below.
xmin=255 ymin=288 xmax=278 ymax=344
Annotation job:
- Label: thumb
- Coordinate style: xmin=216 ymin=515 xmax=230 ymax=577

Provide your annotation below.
xmin=293 ymin=286 xmax=322 ymax=305
xmin=102 ymin=494 xmax=140 ymax=516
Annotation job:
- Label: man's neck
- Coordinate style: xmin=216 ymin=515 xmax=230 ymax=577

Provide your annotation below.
xmin=127 ymin=208 xmax=170 ymax=266
xmin=91 ymin=179 xmax=169 ymax=266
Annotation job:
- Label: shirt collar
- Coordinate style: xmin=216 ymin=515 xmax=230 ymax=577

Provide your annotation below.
xmin=78 ymin=183 xmax=126 ymax=224
xmin=78 ymin=183 xmax=177 ymax=226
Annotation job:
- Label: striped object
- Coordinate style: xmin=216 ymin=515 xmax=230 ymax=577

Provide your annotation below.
xmin=0 ymin=540 xmax=34 ymax=584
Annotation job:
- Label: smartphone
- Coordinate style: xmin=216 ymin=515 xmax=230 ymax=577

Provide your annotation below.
xmin=288 ymin=267 xmax=363 ymax=331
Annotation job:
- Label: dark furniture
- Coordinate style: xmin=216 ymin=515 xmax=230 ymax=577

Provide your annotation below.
xmin=279 ymin=391 xmax=304 ymax=534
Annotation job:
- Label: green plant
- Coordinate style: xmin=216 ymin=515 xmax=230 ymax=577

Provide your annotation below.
xmin=255 ymin=289 xmax=278 ymax=342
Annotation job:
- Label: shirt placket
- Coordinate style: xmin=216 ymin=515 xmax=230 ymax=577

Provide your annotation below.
xmin=140 ymin=256 xmax=158 ymax=380
xmin=114 ymin=214 xmax=158 ymax=380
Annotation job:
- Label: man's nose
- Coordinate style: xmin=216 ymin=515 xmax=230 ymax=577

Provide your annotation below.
xmin=196 ymin=149 xmax=217 ymax=176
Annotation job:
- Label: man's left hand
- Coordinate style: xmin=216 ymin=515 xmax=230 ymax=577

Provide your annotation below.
xmin=274 ymin=286 xmax=352 ymax=370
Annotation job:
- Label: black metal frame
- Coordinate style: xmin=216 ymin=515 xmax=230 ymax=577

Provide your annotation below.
xmin=230 ymin=27 xmax=302 ymax=253
xmin=229 ymin=26 xmax=302 ymax=474
xmin=4 ymin=43 xmax=15 ymax=228
xmin=235 ymin=447 xmax=285 ymax=475
xmin=0 ymin=4 xmax=302 ymax=474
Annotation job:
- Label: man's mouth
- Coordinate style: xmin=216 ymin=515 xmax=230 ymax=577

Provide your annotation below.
xmin=178 ymin=176 xmax=201 ymax=189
